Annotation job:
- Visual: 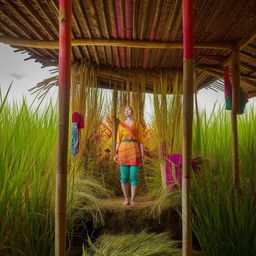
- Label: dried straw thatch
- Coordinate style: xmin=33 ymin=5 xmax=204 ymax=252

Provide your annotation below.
xmin=0 ymin=0 xmax=256 ymax=94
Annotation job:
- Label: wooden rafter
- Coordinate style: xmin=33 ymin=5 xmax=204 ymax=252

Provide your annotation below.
xmin=220 ymin=32 xmax=256 ymax=66
xmin=197 ymin=64 xmax=256 ymax=82
xmin=88 ymin=0 xmax=108 ymax=65
xmin=76 ymin=0 xmax=100 ymax=64
xmin=0 ymin=36 xmax=234 ymax=49
xmin=99 ymin=0 xmax=114 ymax=66
xmin=4 ymin=1 xmax=57 ymax=59
xmin=196 ymin=66 xmax=256 ymax=88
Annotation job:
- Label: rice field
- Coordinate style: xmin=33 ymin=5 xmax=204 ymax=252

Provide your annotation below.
xmin=0 ymin=88 xmax=109 ymax=256
xmin=1 ymin=86 xmax=256 ymax=255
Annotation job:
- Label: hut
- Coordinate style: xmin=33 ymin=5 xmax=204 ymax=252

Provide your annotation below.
xmin=1 ymin=0 xmax=256 ymax=255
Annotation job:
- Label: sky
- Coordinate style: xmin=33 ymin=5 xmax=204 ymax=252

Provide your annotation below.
xmin=1 ymin=42 xmax=252 ymax=117
xmin=0 ymin=43 xmax=57 ymax=109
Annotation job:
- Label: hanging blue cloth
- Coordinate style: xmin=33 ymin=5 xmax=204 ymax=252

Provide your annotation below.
xmin=71 ymin=123 xmax=79 ymax=156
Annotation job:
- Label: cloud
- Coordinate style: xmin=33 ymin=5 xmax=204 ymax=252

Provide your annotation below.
xmin=9 ymin=72 xmax=27 ymax=80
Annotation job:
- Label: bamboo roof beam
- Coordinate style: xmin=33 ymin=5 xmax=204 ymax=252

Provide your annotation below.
xmin=132 ymin=0 xmax=137 ymax=40
xmin=198 ymin=61 xmax=256 ymax=74
xmin=18 ymin=0 xmax=56 ymax=39
xmin=0 ymin=36 xmax=234 ymax=49
xmin=246 ymin=44 xmax=256 ymax=52
xmin=87 ymin=0 xmax=108 ymax=65
xmin=0 ymin=20 xmax=19 ymax=38
xmin=72 ymin=10 xmax=89 ymax=60
xmin=132 ymin=0 xmax=139 ymax=68
xmin=4 ymin=1 xmax=57 ymax=59
xmin=237 ymin=32 xmax=256 ymax=50
xmin=34 ymin=0 xmax=59 ymax=36
xmin=108 ymin=0 xmax=120 ymax=68
xmin=76 ymin=0 xmax=100 ymax=64
xmin=90 ymin=65 xmax=182 ymax=86
xmin=99 ymin=0 xmax=114 ymax=66
xmin=4 ymin=1 xmax=44 ymax=39
xmin=241 ymin=51 xmax=256 ymax=64
xmin=240 ymin=61 xmax=256 ymax=73
xmin=196 ymin=66 xmax=256 ymax=88
xmin=99 ymin=0 xmax=110 ymax=39
xmin=0 ymin=16 xmax=45 ymax=58
xmin=120 ymin=0 xmax=127 ymax=68
xmin=220 ymin=32 xmax=256 ymax=66
xmin=139 ymin=1 xmax=149 ymax=41
xmin=148 ymin=0 xmax=163 ymax=68
xmin=197 ymin=65 xmax=256 ymax=82
xmin=125 ymin=0 xmax=133 ymax=69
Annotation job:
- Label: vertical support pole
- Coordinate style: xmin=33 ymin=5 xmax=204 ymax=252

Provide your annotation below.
xmin=182 ymin=0 xmax=194 ymax=256
xmin=56 ymin=0 xmax=72 ymax=255
xmin=112 ymin=86 xmax=118 ymax=157
xmin=160 ymin=160 xmax=167 ymax=187
xmin=231 ymin=49 xmax=240 ymax=193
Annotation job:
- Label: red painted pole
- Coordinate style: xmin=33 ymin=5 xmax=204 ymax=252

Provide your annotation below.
xmin=56 ymin=0 xmax=72 ymax=255
xmin=182 ymin=0 xmax=194 ymax=256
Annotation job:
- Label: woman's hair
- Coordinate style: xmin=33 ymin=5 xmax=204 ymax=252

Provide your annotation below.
xmin=124 ymin=105 xmax=134 ymax=114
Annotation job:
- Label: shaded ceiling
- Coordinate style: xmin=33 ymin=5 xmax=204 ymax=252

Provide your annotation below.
xmin=0 ymin=0 xmax=256 ymax=95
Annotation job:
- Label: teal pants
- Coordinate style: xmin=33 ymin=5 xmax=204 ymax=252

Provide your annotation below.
xmin=120 ymin=165 xmax=139 ymax=186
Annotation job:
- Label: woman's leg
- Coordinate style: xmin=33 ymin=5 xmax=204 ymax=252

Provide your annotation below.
xmin=120 ymin=165 xmax=130 ymax=205
xmin=130 ymin=165 xmax=139 ymax=205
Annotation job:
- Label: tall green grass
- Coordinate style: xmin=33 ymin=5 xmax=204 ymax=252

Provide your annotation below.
xmin=192 ymin=104 xmax=256 ymax=256
xmin=0 ymin=89 xmax=57 ymax=255
xmin=0 ymin=88 xmax=109 ymax=255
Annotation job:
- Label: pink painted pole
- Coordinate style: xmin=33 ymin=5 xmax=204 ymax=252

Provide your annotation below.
xmin=182 ymin=0 xmax=194 ymax=256
xmin=56 ymin=0 xmax=72 ymax=255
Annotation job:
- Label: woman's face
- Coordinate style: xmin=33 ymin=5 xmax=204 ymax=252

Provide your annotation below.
xmin=124 ymin=107 xmax=133 ymax=117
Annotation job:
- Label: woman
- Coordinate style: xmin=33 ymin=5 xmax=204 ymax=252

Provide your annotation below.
xmin=114 ymin=106 xmax=144 ymax=206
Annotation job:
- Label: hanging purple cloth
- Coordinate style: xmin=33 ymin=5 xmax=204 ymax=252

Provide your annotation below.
xmin=166 ymin=154 xmax=196 ymax=186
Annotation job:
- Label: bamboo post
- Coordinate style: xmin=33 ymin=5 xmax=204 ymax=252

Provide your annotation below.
xmin=231 ymin=49 xmax=241 ymax=193
xmin=0 ymin=36 xmax=233 ymax=50
xmin=160 ymin=160 xmax=167 ymax=187
xmin=55 ymin=1 xmax=72 ymax=256
xmin=112 ymin=86 xmax=118 ymax=157
xmin=182 ymin=0 xmax=194 ymax=256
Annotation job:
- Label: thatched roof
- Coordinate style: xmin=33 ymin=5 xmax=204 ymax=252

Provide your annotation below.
xmin=0 ymin=0 xmax=256 ymax=95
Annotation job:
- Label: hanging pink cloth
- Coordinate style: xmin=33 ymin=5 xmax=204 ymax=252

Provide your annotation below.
xmin=72 ymin=112 xmax=84 ymax=129
xmin=166 ymin=154 xmax=196 ymax=186
xmin=71 ymin=112 xmax=84 ymax=156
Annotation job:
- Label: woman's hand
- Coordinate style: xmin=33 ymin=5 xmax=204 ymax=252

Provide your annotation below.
xmin=113 ymin=154 xmax=118 ymax=163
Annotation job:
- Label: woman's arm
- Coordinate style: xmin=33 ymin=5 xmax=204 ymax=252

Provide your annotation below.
xmin=113 ymin=142 xmax=120 ymax=163
xmin=115 ymin=142 xmax=120 ymax=155
xmin=140 ymin=143 xmax=144 ymax=158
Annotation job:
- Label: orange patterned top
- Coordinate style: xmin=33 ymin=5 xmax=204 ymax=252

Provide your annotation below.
xmin=116 ymin=121 xmax=144 ymax=166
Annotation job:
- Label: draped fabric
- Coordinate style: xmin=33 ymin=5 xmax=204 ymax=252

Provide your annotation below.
xmin=116 ymin=121 xmax=143 ymax=166
xmin=166 ymin=154 xmax=196 ymax=187
xmin=224 ymin=66 xmax=248 ymax=114
xmin=71 ymin=112 xmax=84 ymax=156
